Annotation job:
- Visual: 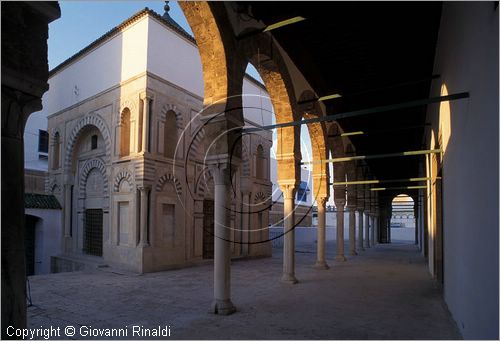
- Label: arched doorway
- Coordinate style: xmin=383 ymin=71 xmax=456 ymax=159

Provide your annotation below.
xmin=390 ymin=194 xmax=415 ymax=244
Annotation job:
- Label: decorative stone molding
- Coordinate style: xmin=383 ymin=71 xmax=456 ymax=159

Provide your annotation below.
xmin=156 ymin=173 xmax=182 ymax=195
xmin=64 ymin=113 xmax=111 ymax=171
xmin=113 ymin=170 xmax=134 ymax=192
xmin=78 ymin=158 xmax=109 ymax=197
xmin=160 ymin=104 xmax=184 ymax=130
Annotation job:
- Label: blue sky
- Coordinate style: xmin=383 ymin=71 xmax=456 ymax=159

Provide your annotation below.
xmin=48 ymin=1 xmax=313 ymax=169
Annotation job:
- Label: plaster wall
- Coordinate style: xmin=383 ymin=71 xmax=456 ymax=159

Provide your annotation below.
xmin=44 ymin=18 xmax=149 ymax=116
xmin=25 ymin=208 xmax=62 ymax=275
xmin=24 ymin=111 xmax=49 ymax=171
xmin=425 ymin=3 xmax=498 ymax=338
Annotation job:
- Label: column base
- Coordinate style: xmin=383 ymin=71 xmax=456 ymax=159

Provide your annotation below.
xmin=281 ymin=273 xmax=299 ymax=284
xmin=212 ymin=299 xmax=236 ymax=315
xmin=139 ymin=242 xmax=150 ymax=248
xmin=349 ymin=250 xmax=358 ymax=256
xmin=334 ymin=255 xmax=347 ymax=262
xmin=314 ymin=261 xmax=330 ymax=270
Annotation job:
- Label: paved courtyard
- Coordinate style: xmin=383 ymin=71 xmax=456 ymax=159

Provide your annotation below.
xmin=28 ymin=240 xmax=461 ymax=339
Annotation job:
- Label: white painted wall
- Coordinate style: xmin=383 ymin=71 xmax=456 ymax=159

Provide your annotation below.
xmin=146 ymin=17 xmax=203 ymax=97
xmin=45 ymin=17 xmax=149 ymax=116
xmin=24 ymin=111 xmax=49 ymax=171
xmin=426 ymin=3 xmax=498 ymax=338
xmin=25 ymin=209 xmax=63 ymax=275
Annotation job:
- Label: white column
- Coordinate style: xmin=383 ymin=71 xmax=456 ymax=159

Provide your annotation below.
xmin=335 ymin=200 xmax=346 ymax=262
xmin=315 ymin=198 xmax=329 ymax=269
xmin=138 ymin=186 xmax=150 ymax=247
xmin=212 ymin=166 xmax=235 ymax=314
xmin=364 ymin=212 xmax=370 ymax=248
xmin=140 ymin=92 xmax=151 ymax=153
xmin=348 ymin=206 xmax=357 ymax=255
xmin=370 ymin=215 xmax=375 ymax=246
xmin=357 ymin=209 xmax=365 ymax=251
xmin=281 ymin=184 xmax=298 ymax=283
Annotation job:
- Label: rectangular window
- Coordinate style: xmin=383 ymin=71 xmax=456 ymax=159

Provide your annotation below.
xmin=38 ymin=130 xmax=48 ymax=153
xmin=91 ymin=135 xmax=98 ymax=150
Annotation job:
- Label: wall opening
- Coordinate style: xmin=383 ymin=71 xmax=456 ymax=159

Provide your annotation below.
xmin=390 ymin=194 xmax=415 ymax=244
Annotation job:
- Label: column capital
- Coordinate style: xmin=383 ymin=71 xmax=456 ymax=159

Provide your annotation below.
xmin=137 ymin=185 xmax=151 ymax=192
xmin=279 ymin=183 xmax=297 ymax=200
xmin=334 ymin=199 xmax=346 ymax=209
xmin=317 ymin=197 xmax=328 ymax=207
xmin=139 ymin=90 xmax=154 ymax=100
xmin=357 ymin=207 xmax=365 ymax=213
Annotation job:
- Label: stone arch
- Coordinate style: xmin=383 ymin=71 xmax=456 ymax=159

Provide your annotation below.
xmin=195 ymin=168 xmax=214 ymax=199
xmin=64 ymin=113 xmax=111 ymax=171
xmin=179 ymin=2 xmax=244 ymax=112
xmin=299 ymin=90 xmax=330 ymax=199
xmin=78 ymin=158 xmax=108 ymax=197
xmin=241 ymin=138 xmax=251 ymax=177
xmin=188 ymin=125 xmax=206 ymax=162
xmin=47 ymin=178 xmax=61 ymax=195
xmin=240 ymin=35 xmax=302 ymax=183
xmin=156 ymin=173 xmax=182 ymax=196
xmin=118 ymin=99 xmax=137 ymax=124
xmin=113 ymin=170 xmax=134 ymax=192
xmin=160 ymin=104 xmax=184 ymax=130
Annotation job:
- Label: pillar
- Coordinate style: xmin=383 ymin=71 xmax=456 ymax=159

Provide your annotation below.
xmin=370 ymin=215 xmax=375 ymax=247
xmin=138 ymin=186 xmax=150 ymax=247
xmin=1 ymin=2 xmax=60 ymax=335
xmin=357 ymin=209 xmax=365 ymax=251
xmin=281 ymin=184 xmax=298 ymax=283
xmin=315 ymin=197 xmax=329 ymax=269
xmin=241 ymin=192 xmax=250 ymax=256
xmin=335 ymin=199 xmax=346 ymax=262
xmin=212 ymin=166 xmax=236 ymax=314
xmin=348 ymin=206 xmax=357 ymax=255
xmin=140 ymin=92 xmax=151 ymax=153
xmin=364 ymin=212 xmax=370 ymax=248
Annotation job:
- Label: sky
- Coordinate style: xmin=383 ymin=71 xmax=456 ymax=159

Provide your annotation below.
xmin=48 ymin=1 xmax=313 ymax=170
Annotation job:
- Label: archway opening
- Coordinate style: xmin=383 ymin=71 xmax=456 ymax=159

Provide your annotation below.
xmin=390 ymin=194 xmax=415 ymax=244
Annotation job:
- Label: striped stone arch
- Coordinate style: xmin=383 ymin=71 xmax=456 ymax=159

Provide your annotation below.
xmin=47 ymin=177 xmax=61 ymax=194
xmin=113 ymin=170 xmax=134 ymax=192
xmin=78 ymin=158 xmax=109 ymax=197
xmin=188 ymin=125 xmax=206 ymax=162
xmin=156 ymin=173 xmax=182 ymax=195
xmin=160 ymin=104 xmax=184 ymax=130
xmin=195 ymin=168 xmax=213 ymax=199
xmin=64 ymin=113 xmax=111 ymax=171
xmin=241 ymin=138 xmax=251 ymax=176
xmin=118 ymin=99 xmax=137 ymax=125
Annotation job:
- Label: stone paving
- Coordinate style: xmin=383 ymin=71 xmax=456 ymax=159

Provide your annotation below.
xmin=27 ymin=241 xmax=461 ymax=339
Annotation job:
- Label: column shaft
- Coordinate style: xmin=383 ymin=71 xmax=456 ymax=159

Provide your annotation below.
xmin=141 ymin=97 xmax=150 ymax=153
xmin=370 ymin=215 xmax=375 ymax=246
xmin=348 ymin=208 xmax=357 ymax=255
xmin=282 ymin=186 xmax=298 ymax=283
xmin=241 ymin=193 xmax=250 ymax=256
xmin=213 ymin=167 xmax=235 ymax=314
xmin=315 ymin=199 xmax=329 ymax=269
xmin=357 ymin=210 xmax=365 ymax=251
xmin=139 ymin=187 xmax=150 ymax=246
xmin=335 ymin=205 xmax=346 ymax=261
xmin=364 ymin=213 xmax=370 ymax=248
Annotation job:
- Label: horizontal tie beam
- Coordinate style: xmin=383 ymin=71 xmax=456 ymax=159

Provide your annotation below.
xmin=303 ymin=149 xmax=442 ymax=165
xmin=330 ymin=176 xmax=440 ymax=186
xmin=243 ymin=92 xmax=469 ymax=133
xmin=371 ymin=185 xmax=427 ymax=191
